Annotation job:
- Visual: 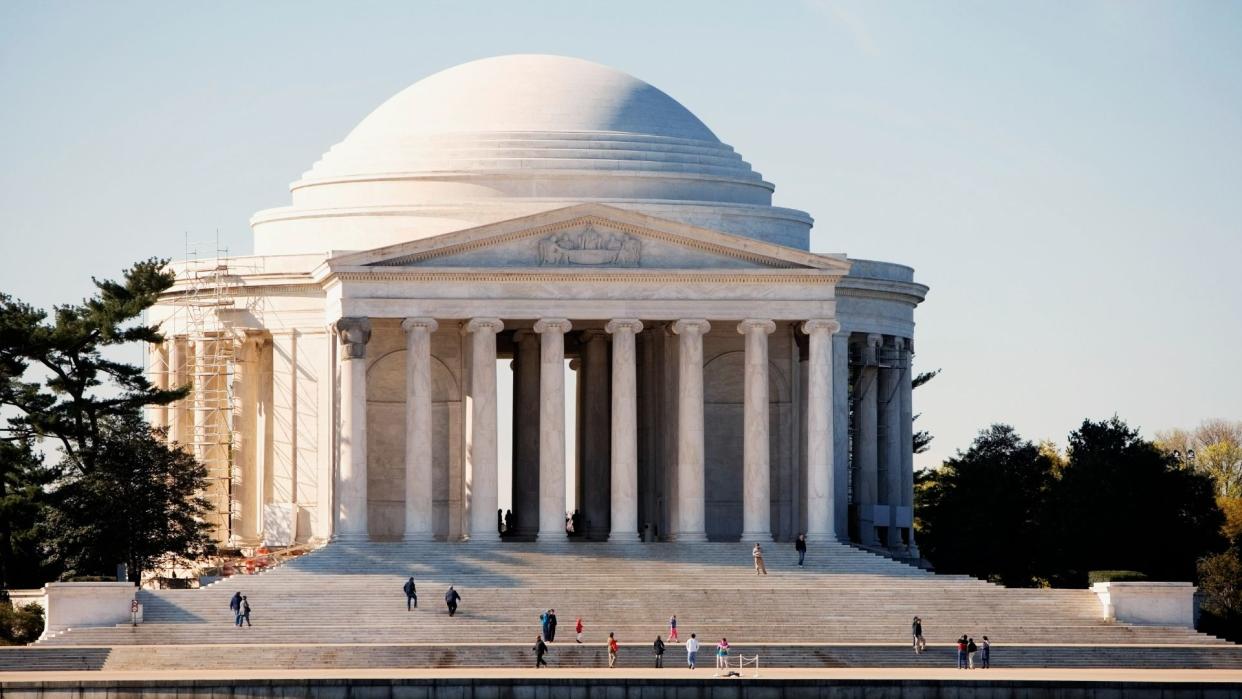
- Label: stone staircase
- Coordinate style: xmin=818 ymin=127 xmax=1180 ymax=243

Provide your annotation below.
xmin=6 ymin=541 xmax=1238 ymax=671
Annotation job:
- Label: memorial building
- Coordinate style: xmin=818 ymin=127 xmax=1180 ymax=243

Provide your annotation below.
xmin=147 ymin=55 xmax=928 ymax=553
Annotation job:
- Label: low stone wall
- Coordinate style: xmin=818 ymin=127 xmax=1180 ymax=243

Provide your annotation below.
xmin=2 ymin=678 xmax=1241 ymax=699
xmin=42 ymin=583 xmax=141 ymax=638
xmin=1092 ymin=581 xmax=1196 ymax=627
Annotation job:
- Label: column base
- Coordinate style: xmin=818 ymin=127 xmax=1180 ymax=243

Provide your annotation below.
xmin=740 ymin=531 xmax=774 ymax=543
xmin=536 ymin=530 xmax=568 ymax=543
xmin=669 ymin=532 xmax=707 ymax=543
xmin=331 ymin=532 xmax=370 ymax=543
xmin=465 ymin=532 xmax=501 ymax=543
xmin=805 ymin=531 xmax=839 ymax=544
xmin=402 ymin=531 xmax=436 ymax=542
xmin=608 ymin=531 xmax=641 ymax=543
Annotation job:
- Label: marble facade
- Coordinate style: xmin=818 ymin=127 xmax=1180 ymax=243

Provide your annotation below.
xmin=146 ymin=55 xmax=927 ymax=552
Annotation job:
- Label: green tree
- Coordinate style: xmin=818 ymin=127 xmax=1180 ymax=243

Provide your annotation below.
xmin=0 ymin=592 xmax=44 ymax=646
xmin=0 ymin=440 xmax=57 ymax=588
xmin=917 ymin=424 xmax=1056 ymax=586
xmin=0 ymin=259 xmax=185 ymax=474
xmin=1047 ymin=417 xmax=1224 ymax=586
xmin=912 ymin=369 xmax=939 ymax=454
xmin=44 ymin=416 xmax=212 ymax=583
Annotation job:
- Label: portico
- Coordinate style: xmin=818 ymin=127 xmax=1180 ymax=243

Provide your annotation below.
xmin=147 ymin=55 xmax=928 ymax=554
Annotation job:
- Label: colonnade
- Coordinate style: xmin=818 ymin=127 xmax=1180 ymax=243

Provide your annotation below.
xmin=849 ymin=333 xmax=916 ymax=552
xmin=330 ymin=315 xmax=843 ymax=544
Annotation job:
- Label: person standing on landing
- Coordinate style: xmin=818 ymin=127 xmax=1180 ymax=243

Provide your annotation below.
xmin=686 ymin=633 xmax=700 ymax=669
xmin=607 ymin=632 xmax=619 ymax=668
xmin=668 ymin=614 xmax=679 ymax=642
xmin=912 ymin=616 xmax=925 ymax=654
xmin=547 ymin=608 xmax=558 ymax=642
xmin=715 ymin=638 xmax=730 ymax=671
xmin=980 ymin=636 xmax=991 ymax=669
xmin=403 ymin=577 xmax=417 ymax=611
xmin=653 ymin=635 xmax=665 ymax=668
xmin=795 ymin=534 xmax=807 ymax=567
xmin=752 ymin=543 xmax=767 ymax=575
xmin=967 ymin=636 xmax=978 ymax=669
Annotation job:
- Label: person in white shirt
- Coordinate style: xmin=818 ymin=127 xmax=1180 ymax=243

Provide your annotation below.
xmin=686 ymin=633 xmax=700 ymax=669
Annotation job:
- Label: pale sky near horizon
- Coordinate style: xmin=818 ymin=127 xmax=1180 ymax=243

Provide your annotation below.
xmin=2 ymin=1 xmax=1240 ymax=474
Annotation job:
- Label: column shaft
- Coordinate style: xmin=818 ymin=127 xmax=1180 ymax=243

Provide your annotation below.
xmin=804 ymin=319 xmax=840 ymax=542
xmin=672 ymin=319 xmax=710 ymax=542
xmin=534 ymin=319 xmax=570 ymax=541
xmin=854 ymin=333 xmax=882 ymax=546
xmin=334 ymin=318 xmax=371 ymax=541
xmin=168 ymin=336 xmax=188 ymax=447
xmin=580 ymin=331 xmax=612 ymax=540
xmin=607 ymin=319 xmax=642 ymax=542
xmin=740 ymin=319 xmax=776 ymax=541
xmin=147 ymin=341 xmax=169 ymax=430
xmin=511 ymin=331 xmax=541 ymax=539
xmin=403 ymin=318 xmax=438 ymax=541
xmin=879 ymin=336 xmax=903 ymax=548
xmin=899 ymin=338 xmax=918 ymax=554
xmin=466 ymin=318 xmax=503 ymax=543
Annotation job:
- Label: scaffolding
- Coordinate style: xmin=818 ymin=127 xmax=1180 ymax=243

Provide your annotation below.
xmin=168 ymin=237 xmax=250 ymax=546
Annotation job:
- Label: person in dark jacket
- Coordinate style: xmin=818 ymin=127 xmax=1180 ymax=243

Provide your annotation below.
xmin=653 ymin=635 xmax=666 ymax=668
xmin=980 ymin=636 xmax=991 ymax=669
xmin=445 ymin=586 xmax=461 ymax=616
xmin=795 ymin=534 xmax=807 ymax=566
xmin=533 ymin=636 xmax=549 ymax=668
xmin=229 ymin=591 xmax=242 ymax=622
xmin=967 ymin=637 xmax=978 ymax=669
xmin=403 ymin=577 xmax=418 ymax=611
xmin=912 ymin=616 xmax=925 ymax=653
xmin=547 ymin=609 xmax=558 ymax=642
xmin=241 ymin=596 xmax=252 ymax=627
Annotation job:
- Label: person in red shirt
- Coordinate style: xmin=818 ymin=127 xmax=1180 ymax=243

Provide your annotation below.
xmin=575 ymin=617 xmax=584 ymax=644
xmin=608 ymin=632 xmax=619 ymax=668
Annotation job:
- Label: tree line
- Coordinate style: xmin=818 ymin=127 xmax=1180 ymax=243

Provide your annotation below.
xmin=0 ymin=259 xmax=213 ymax=593
xmin=916 ymin=417 xmax=1242 ymax=641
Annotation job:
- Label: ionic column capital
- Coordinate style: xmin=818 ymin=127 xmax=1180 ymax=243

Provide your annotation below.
xmin=737 ymin=319 xmax=777 ymax=336
xmin=333 ymin=317 xmax=372 ymax=360
xmin=801 ymin=319 xmax=841 ymax=337
xmin=605 ymin=318 xmax=644 ymax=335
xmin=533 ymin=318 xmax=572 ymax=334
xmin=672 ymin=318 xmax=711 ymax=336
xmin=401 ymin=317 xmax=439 ymax=334
xmin=466 ymin=317 xmax=504 ymax=335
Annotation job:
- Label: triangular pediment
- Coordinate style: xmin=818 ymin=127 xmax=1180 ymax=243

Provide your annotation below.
xmin=327 ymin=204 xmax=848 ymax=273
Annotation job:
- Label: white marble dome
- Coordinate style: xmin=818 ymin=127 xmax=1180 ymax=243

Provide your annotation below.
xmin=252 ymin=55 xmax=813 ymax=255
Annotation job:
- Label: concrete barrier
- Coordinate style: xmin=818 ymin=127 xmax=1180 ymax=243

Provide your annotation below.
xmin=1091 ymin=581 xmax=1196 ymax=627
xmin=43 ymin=582 xmax=141 ymax=638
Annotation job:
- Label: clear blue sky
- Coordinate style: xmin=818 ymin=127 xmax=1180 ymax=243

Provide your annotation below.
xmin=2 ymin=1 xmax=1240 ymax=469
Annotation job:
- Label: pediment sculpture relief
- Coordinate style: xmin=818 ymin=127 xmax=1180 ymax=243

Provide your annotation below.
xmin=538 ymin=225 xmax=641 ymax=266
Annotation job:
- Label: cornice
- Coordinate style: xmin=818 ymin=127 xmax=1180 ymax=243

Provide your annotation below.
xmin=332 ymin=267 xmax=843 ymax=285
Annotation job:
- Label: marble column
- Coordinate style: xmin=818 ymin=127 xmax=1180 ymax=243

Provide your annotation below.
xmin=672 ymin=319 xmax=710 ymax=542
xmin=831 ymin=331 xmax=851 ymax=539
xmin=580 ymin=330 xmax=612 ymax=540
xmin=899 ymin=338 xmax=918 ymax=554
xmin=739 ymin=319 xmax=776 ymax=542
xmin=607 ymin=319 xmax=643 ymax=542
xmin=879 ymin=335 xmax=904 ymax=548
xmin=402 ymin=318 xmax=438 ymax=541
xmin=466 ymin=318 xmax=503 ymax=543
xmin=511 ymin=330 xmax=541 ymax=540
xmin=192 ymin=336 xmax=212 ymax=465
xmin=333 ymin=317 xmax=372 ymax=541
xmin=147 ymin=341 xmax=169 ymax=430
xmin=168 ymin=336 xmax=189 ymax=447
xmin=854 ymin=333 xmax=883 ymax=546
xmin=237 ymin=331 xmax=268 ymax=544
xmin=803 ymin=319 xmax=841 ymax=542
xmin=534 ymin=318 xmax=570 ymax=542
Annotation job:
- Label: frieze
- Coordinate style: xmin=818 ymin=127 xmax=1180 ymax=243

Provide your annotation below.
xmin=537 ymin=224 xmax=641 ymax=266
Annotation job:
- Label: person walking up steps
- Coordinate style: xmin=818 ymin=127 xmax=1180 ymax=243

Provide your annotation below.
xmin=752 ymin=543 xmax=767 ymax=575
xmin=607 ymin=632 xmax=619 ymax=668
xmin=795 ymin=533 xmax=807 ymax=566
xmin=575 ymin=617 xmax=583 ymax=643
xmin=981 ymin=636 xmax=991 ymax=669
xmin=403 ymin=577 xmax=417 ymax=611
xmin=445 ymin=586 xmax=461 ymax=616
xmin=912 ymin=616 xmax=925 ymax=654
xmin=241 ymin=596 xmax=251 ymax=627
xmin=668 ymin=614 xmax=679 ymax=642
xmin=540 ymin=609 xmax=550 ymax=641
xmin=686 ymin=633 xmax=700 ymax=669
xmin=533 ymin=636 xmax=549 ymax=668
xmin=653 ymin=635 xmax=666 ymax=668
xmin=229 ymin=591 xmax=242 ymax=625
